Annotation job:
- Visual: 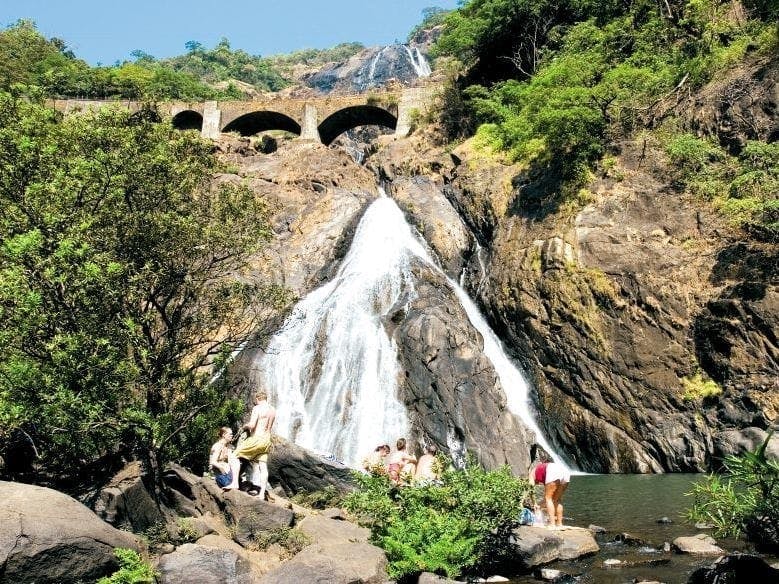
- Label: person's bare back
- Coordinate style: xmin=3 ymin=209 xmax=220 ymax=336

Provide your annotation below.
xmin=246 ymin=399 xmax=275 ymax=437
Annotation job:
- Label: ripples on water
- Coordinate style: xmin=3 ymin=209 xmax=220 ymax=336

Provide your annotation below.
xmin=509 ymin=474 xmax=769 ymax=584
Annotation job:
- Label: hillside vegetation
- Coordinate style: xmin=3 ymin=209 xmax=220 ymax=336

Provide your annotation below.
xmin=432 ymin=0 xmax=778 ymax=237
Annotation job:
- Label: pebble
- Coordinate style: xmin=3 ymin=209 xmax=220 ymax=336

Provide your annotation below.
xmin=604 ymin=558 xmax=622 ymax=567
xmin=588 ymin=524 xmax=607 ymax=533
xmin=695 ymin=522 xmax=715 ymax=529
xmin=656 ymin=516 xmax=673 ymax=524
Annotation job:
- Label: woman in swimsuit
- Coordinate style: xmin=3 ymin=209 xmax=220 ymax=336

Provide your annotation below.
xmin=386 ymin=438 xmax=417 ymax=485
xmin=529 ymin=454 xmax=571 ymax=528
xmin=209 ymin=427 xmax=236 ymax=488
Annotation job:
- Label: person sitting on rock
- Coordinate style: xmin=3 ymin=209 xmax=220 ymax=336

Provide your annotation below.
xmin=414 ymin=444 xmax=442 ymax=485
xmin=528 ymin=453 xmax=571 ymax=529
xmin=362 ymin=443 xmax=391 ymax=474
xmin=209 ymin=427 xmax=236 ymax=488
xmin=387 ymin=438 xmax=416 ymax=485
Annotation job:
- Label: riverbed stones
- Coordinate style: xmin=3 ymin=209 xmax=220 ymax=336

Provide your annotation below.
xmin=672 ymin=534 xmax=725 ymax=555
xmin=0 ymin=481 xmax=141 ymax=584
xmin=510 ymin=526 xmax=599 ymax=568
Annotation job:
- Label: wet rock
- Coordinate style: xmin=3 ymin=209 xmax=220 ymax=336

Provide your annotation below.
xmin=0 ymin=481 xmax=141 ymax=584
xmin=695 ymin=522 xmax=715 ymax=530
xmin=536 ymin=568 xmax=575 ymax=582
xmin=258 ymin=541 xmax=388 ymax=583
xmin=687 ymin=553 xmax=779 ymax=584
xmin=613 ymin=532 xmax=646 ymax=546
xmin=673 ymin=534 xmax=725 ymax=555
xmin=157 ymin=543 xmax=253 ymax=584
xmin=394 ymin=263 xmax=535 ymax=473
xmin=302 ymin=43 xmax=431 ymax=94
xmin=588 ymin=524 xmax=607 ymax=533
xmin=656 ymin=516 xmax=673 ymax=524
xmin=510 ymin=526 xmax=599 ymax=569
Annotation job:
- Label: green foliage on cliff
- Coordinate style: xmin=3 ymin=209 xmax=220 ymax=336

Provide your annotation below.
xmin=687 ymin=434 xmax=779 ymax=550
xmin=433 ymin=0 xmax=776 ymax=201
xmin=666 ymin=135 xmax=779 ymax=237
xmin=344 ymin=461 xmax=530 ymax=579
xmin=267 ymin=42 xmax=365 ymax=68
xmin=0 ymin=94 xmax=288 ymax=482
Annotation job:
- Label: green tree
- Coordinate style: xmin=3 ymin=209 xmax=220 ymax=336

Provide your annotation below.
xmin=0 ymin=94 xmax=288 ymax=484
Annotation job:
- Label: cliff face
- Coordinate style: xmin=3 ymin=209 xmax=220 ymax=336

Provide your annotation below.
xmin=372 ymin=57 xmax=779 ymax=473
xmin=221 ymin=55 xmax=776 ymax=473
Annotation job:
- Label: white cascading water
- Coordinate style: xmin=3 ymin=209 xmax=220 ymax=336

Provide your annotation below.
xmin=367 ymin=46 xmax=387 ymax=84
xmin=256 ymin=191 xmax=570 ymax=470
xmin=403 ymin=45 xmax=432 ymax=77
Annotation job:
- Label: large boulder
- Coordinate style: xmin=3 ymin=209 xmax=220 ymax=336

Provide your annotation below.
xmin=94 ymin=461 xmax=166 ymax=531
xmin=295 ymin=514 xmax=370 ymax=545
xmin=157 ymin=543 xmax=254 ymax=584
xmin=221 ymin=490 xmax=295 ymax=547
xmin=688 ymin=553 xmax=779 ymax=584
xmin=0 ymin=481 xmax=141 ymax=584
xmin=258 ymin=541 xmax=388 ymax=584
xmin=509 ymin=526 xmax=599 ymax=569
xmin=267 ymin=437 xmax=356 ymax=496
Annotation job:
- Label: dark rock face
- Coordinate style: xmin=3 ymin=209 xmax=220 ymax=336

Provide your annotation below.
xmin=94 ymin=461 xmax=166 ymax=532
xmin=303 ymin=43 xmax=431 ymax=94
xmin=267 ymin=438 xmax=355 ymax=496
xmin=686 ymin=57 xmax=779 ymax=153
xmin=0 ymin=481 xmax=140 ymax=584
xmin=394 ymin=263 xmax=535 ymax=472
xmin=687 ymin=553 xmax=779 ymax=584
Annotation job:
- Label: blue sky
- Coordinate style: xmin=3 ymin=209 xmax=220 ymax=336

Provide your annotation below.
xmin=0 ymin=0 xmax=459 ymax=65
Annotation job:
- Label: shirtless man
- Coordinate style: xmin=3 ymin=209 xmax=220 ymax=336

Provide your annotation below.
xmin=414 ymin=444 xmax=441 ymax=484
xmin=224 ymin=391 xmax=276 ymax=500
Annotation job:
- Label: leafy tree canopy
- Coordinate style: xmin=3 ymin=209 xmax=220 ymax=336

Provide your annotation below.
xmin=0 ymin=94 xmax=289 ymax=484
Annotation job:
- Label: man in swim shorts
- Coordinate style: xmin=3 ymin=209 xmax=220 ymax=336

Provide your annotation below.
xmin=224 ymin=391 xmax=276 ymax=500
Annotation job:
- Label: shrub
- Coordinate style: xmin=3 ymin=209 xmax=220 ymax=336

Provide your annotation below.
xmin=97 ymin=548 xmax=156 ymax=584
xmin=687 ymin=433 xmax=779 ymax=551
xmin=666 ymin=134 xmax=725 ymax=173
xmin=344 ymin=459 xmax=530 ymax=580
xmin=681 ymin=373 xmax=722 ymax=401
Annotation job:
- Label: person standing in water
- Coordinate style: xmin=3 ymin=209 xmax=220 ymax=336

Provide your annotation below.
xmin=529 ymin=453 xmax=571 ymax=528
xmin=224 ymin=391 xmax=276 ymax=500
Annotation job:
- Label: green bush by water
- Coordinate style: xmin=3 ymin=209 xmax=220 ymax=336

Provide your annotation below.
xmin=344 ymin=459 xmax=531 ymax=580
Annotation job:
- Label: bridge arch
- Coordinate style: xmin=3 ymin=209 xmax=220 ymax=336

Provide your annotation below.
xmin=172 ymin=110 xmax=203 ymax=131
xmin=222 ymin=111 xmax=301 ymax=137
xmin=318 ymin=106 xmax=397 ymax=146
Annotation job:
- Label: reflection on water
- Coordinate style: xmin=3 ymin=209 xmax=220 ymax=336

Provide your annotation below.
xmin=509 ymin=474 xmax=765 ymax=584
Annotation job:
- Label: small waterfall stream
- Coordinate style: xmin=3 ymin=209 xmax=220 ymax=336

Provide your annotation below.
xmin=254 ymin=191 xmax=569 ymax=469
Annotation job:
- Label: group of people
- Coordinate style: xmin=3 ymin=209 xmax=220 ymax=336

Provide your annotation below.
xmin=209 ymin=391 xmax=276 ymax=501
xmin=208 ymin=392 xmax=571 ymax=529
xmin=362 ymin=438 xmax=442 ymax=485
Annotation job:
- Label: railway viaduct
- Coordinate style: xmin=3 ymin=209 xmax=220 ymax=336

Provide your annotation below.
xmin=50 ymin=86 xmax=437 ymax=145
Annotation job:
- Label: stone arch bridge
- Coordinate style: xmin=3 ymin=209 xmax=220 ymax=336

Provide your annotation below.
xmin=51 ymin=86 xmax=437 ymax=144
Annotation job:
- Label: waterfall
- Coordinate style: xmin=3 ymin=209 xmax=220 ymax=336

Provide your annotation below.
xmin=367 ymin=46 xmax=387 ymax=84
xmin=403 ymin=45 xmax=432 ymax=78
xmin=256 ymin=192 xmax=569 ymax=470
